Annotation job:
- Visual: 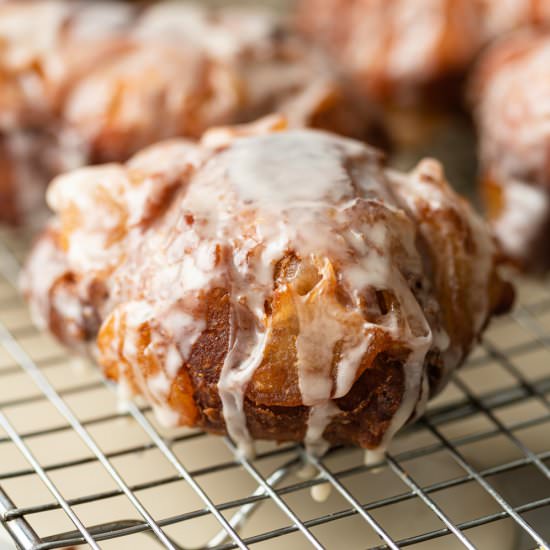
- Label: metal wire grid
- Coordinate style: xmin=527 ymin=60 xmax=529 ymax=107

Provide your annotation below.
xmin=0 ymin=228 xmax=549 ymax=550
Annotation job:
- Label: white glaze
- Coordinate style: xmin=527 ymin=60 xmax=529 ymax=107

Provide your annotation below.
xmin=116 ymin=375 xmax=133 ymax=415
xmin=305 ymin=402 xmax=341 ymax=457
xmin=218 ymin=320 xmax=270 ymax=459
xmin=297 ymin=463 xmax=317 ymax=480
xmin=364 ymin=449 xmax=386 ymax=466
xmin=311 ymin=481 xmax=332 ymax=503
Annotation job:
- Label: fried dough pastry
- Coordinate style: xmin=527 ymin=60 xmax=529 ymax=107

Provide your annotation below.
xmin=470 ymin=30 xmax=550 ymax=271
xmin=295 ymin=0 xmax=550 ymax=115
xmin=295 ymin=0 xmax=482 ymax=107
xmin=0 ymin=0 xmax=136 ymax=126
xmin=22 ymin=117 xmax=512 ymax=457
xmin=0 ymin=0 xmax=382 ymax=224
xmin=0 ymin=0 xmax=134 ymax=223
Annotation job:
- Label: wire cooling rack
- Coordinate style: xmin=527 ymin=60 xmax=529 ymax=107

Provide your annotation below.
xmin=0 ymin=228 xmax=549 ymax=550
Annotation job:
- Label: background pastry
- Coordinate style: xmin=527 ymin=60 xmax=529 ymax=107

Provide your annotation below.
xmin=0 ymin=0 xmax=383 ymax=224
xmin=296 ymin=0 xmax=481 ymax=108
xmin=479 ymin=0 xmax=550 ymax=41
xmin=295 ymin=0 xmax=550 ymax=146
xmin=470 ymin=29 xmax=550 ymax=272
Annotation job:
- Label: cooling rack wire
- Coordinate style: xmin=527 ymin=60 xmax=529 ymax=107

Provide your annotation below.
xmin=0 ymin=228 xmax=549 ymax=550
